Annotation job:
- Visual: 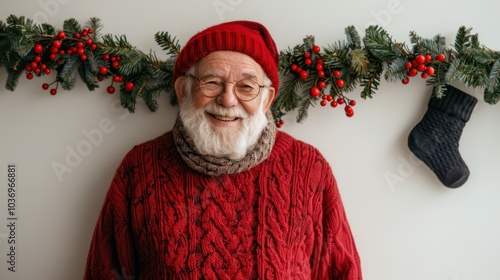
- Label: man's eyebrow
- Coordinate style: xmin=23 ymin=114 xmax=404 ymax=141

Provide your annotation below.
xmin=241 ymin=73 xmax=260 ymax=80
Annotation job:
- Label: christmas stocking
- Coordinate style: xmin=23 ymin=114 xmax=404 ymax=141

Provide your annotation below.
xmin=408 ymin=85 xmax=477 ymax=188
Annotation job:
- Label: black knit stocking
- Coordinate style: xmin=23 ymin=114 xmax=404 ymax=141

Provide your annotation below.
xmin=408 ymin=85 xmax=477 ymax=188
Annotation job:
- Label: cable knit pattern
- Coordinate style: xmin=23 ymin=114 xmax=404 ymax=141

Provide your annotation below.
xmin=84 ymin=131 xmax=362 ymax=279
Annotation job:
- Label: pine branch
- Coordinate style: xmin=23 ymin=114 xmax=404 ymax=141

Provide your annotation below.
xmin=385 ymin=57 xmax=408 ymax=82
xmin=59 ymin=55 xmax=81 ymax=90
xmin=345 ymin=25 xmax=361 ymax=48
xmin=63 ymin=18 xmax=82 ymax=37
xmin=363 ymin=25 xmax=405 ymax=62
xmin=454 ymin=26 xmax=472 ymax=54
xmin=360 ymin=62 xmax=383 ymax=99
xmin=154 ymin=31 xmax=181 ymax=56
xmin=5 ymin=67 xmax=23 ymax=91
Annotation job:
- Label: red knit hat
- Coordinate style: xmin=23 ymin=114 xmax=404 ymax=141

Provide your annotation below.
xmin=173 ymin=20 xmax=280 ymax=93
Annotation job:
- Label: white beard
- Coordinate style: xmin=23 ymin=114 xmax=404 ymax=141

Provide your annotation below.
xmin=179 ymin=93 xmax=268 ymax=160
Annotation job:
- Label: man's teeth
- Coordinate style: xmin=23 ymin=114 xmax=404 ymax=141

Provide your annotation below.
xmin=214 ymin=114 xmax=237 ymax=121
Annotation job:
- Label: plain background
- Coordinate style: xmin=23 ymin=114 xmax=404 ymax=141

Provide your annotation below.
xmin=1 ymin=0 xmax=500 ymax=279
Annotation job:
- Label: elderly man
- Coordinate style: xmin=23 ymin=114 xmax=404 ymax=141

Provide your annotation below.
xmin=84 ymin=21 xmax=362 ymax=279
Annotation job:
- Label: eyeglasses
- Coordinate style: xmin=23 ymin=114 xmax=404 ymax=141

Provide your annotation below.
xmin=188 ymin=74 xmax=265 ymax=101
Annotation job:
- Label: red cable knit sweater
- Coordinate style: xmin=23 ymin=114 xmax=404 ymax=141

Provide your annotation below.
xmin=84 ymin=130 xmax=361 ymax=279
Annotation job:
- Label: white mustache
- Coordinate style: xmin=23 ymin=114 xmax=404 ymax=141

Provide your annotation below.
xmin=204 ymin=103 xmax=250 ymax=119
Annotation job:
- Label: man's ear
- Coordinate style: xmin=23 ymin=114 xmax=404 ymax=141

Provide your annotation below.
xmin=262 ymin=87 xmax=276 ymax=112
xmin=174 ymin=77 xmax=187 ymax=104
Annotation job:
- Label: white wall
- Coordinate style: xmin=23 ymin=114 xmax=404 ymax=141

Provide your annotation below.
xmin=1 ymin=0 xmax=499 ymax=279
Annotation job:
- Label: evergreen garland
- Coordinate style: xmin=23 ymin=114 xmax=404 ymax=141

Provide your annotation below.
xmin=1 ymin=15 xmax=500 ymax=125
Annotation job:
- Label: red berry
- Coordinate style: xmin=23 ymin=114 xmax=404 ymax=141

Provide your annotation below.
xmin=345 ymin=110 xmax=354 ymax=117
xmin=320 ymin=100 xmax=327 ymax=106
xmin=80 ymin=54 xmax=87 ymax=61
xmin=52 ymin=40 xmax=62 ymax=49
xmin=88 ymin=28 xmax=94 ymax=34
xmin=317 ymin=81 xmax=326 ymax=89
xmin=299 ymin=70 xmax=308 ymax=80
xmin=407 ymin=68 xmax=418 ymax=77
xmin=98 ymin=77 xmax=104 ymax=82
xmin=331 ymin=101 xmax=338 ymax=107
xmin=85 ymin=38 xmax=93 ymax=46
xmin=49 ymin=54 xmax=57 ymax=61
xmin=113 ymin=76 xmax=122 ymax=83
xmin=337 ymin=97 xmax=345 ymax=104
xmin=326 ymin=95 xmax=333 ymax=101
xmin=30 ymin=61 xmax=38 ymax=69
xmin=402 ymin=77 xmax=410 ymax=84
xmin=34 ymin=44 xmax=44 ymax=54
xmin=304 ymin=52 xmax=311 ymax=58
xmin=421 ymin=73 xmax=428 ymax=79
xmin=417 ymin=64 xmax=426 ymax=72
xmin=279 ymin=119 xmax=284 ymax=125
xmin=59 ymin=50 xmax=65 ymax=55
xmin=77 ymin=41 xmax=84 ymax=49
xmin=425 ymin=54 xmax=432 ymax=62
xmin=405 ymin=61 xmax=412 ymax=69
xmin=50 ymin=46 xmax=59 ymax=54
xmin=333 ymin=69 xmax=341 ymax=77
xmin=91 ymin=44 xmax=97 ymax=51
xmin=304 ymin=58 xmax=312 ymax=66
xmin=335 ymin=78 xmax=345 ymax=88
xmin=25 ymin=65 xmax=32 ymax=72
xmin=290 ymin=64 xmax=298 ymax=72
xmin=349 ymin=100 xmax=356 ymax=106
xmin=34 ymin=55 xmax=42 ymax=63
xmin=125 ymin=82 xmax=135 ymax=92
xmin=81 ymin=29 xmax=88 ymax=37
xmin=50 ymin=88 xmax=57 ymax=95
xmin=309 ymin=86 xmax=321 ymax=98
xmin=112 ymin=61 xmax=120 ymax=69
xmin=74 ymin=32 xmax=81 ymax=39
xmin=312 ymin=45 xmax=321 ymax=54
xmin=276 ymin=123 xmax=282 ymax=128
xmin=42 ymin=83 xmax=49 ymax=90
xmin=425 ymin=66 xmax=435 ymax=76
xmin=77 ymin=48 xmax=85 ymax=56
xmin=57 ymin=31 xmax=66 ymax=39
xmin=107 ymin=85 xmax=115 ymax=94
xmin=99 ymin=66 xmax=108 ymax=75
xmin=344 ymin=105 xmax=353 ymax=114
xmin=103 ymin=54 xmax=110 ymax=61
xmin=436 ymin=53 xmax=446 ymax=62
xmin=44 ymin=68 xmax=51 ymax=75
xmin=316 ymin=59 xmax=323 ymax=65
xmin=415 ymin=55 xmax=425 ymax=65
xmin=315 ymin=64 xmax=323 ymax=71
xmin=26 ymin=73 xmax=34 ymax=79
xmin=34 ymin=68 xmax=41 ymax=75
xmin=318 ymin=71 xmax=325 ymax=78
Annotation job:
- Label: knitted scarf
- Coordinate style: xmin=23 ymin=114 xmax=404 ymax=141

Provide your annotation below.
xmin=172 ymin=112 xmax=276 ymax=177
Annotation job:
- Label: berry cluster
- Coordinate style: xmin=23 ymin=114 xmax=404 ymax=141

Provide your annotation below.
xmin=98 ymin=54 xmax=134 ymax=94
xmin=29 ymin=28 xmax=100 ymax=94
xmin=25 ymin=28 xmax=135 ymax=96
xmin=401 ymin=53 xmax=446 ymax=84
xmin=320 ymin=95 xmax=356 ymax=117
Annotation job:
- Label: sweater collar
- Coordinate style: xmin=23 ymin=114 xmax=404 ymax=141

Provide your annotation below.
xmin=172 ymin=111 xmax=276 ymax=176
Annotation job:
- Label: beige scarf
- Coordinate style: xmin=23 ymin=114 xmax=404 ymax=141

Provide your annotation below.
xmin=172 ymin=112 xmax=276 ymax=177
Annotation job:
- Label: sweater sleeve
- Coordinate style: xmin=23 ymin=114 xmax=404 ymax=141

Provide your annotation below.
xmin=314 ymin=161 xmax=362 ymax=280
xmin=84 ymin=159 xmax=137 ymax=280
